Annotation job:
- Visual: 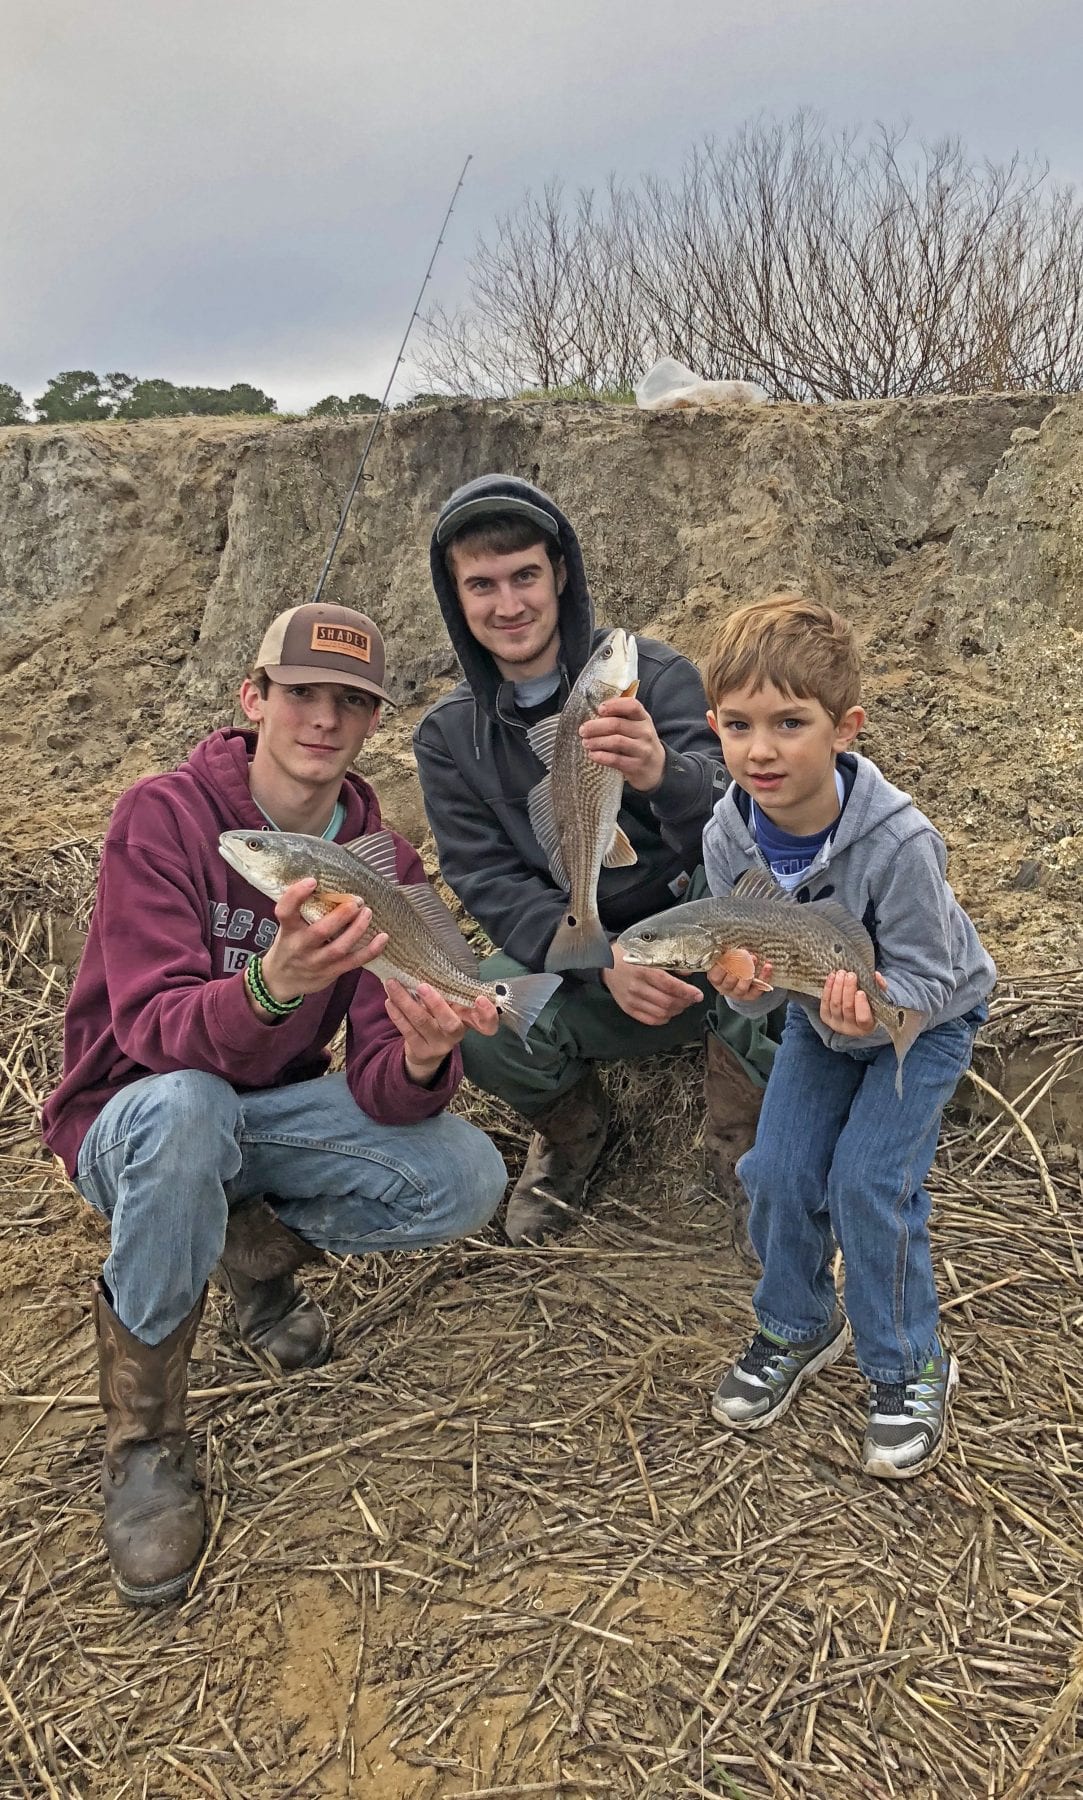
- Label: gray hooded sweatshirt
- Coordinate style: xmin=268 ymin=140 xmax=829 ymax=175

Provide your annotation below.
xmin=702 ymin=751 xmax=996 ymax=1052
xmin=414 ymin=474 xmax=728 ymax=974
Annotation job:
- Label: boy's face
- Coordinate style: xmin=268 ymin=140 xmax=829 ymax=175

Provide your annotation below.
xmin=240 ymin=677 xmax=380 ymax=798
xmin=447 ymin=539 xmax=566 ymax=680
xmin=708 ymin=680 xmax=864 ymax=834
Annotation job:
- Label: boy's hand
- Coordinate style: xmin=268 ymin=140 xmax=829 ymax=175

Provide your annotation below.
xmin=820 ymin=969 xmax=888 ymax=1037
xmin=707 ymin=952 xmax=774 ymax=1003
xmin=602 ymin=941 xmax=703 ymax=1025
xmin=259 ymin=879 xmax=389 ymax=1004
xmin=580 ymin=696 xmax=666 ymax=792
xmin=384 ymin=980 xmax=499 ymax=1085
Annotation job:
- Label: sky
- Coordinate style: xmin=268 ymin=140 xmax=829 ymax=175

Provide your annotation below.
xmin=4 ymin=0 xmax=1082 ymax=414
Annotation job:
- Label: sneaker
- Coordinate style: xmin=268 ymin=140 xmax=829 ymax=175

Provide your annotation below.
xmin=711 ymin=1311 xmax=851 ymax=1430
xmin=862 ymin=1350 xmax=959 ymax=1479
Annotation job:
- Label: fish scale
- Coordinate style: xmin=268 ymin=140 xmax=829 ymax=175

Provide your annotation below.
xmin=218 ymin=828 xmax=561 ymax=1045
xmin=527 ymin=629 xmax=640 ymax=972
xmin=617 ymin=869 xmax=927 ymax=1096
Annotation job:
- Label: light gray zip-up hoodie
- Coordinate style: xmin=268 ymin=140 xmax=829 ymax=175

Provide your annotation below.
xmin=702 ymin=751 xmax=996 ymax=1053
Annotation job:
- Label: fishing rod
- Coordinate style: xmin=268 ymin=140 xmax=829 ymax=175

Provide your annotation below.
xmin=310 ymin=152 xmax=473 ymax=606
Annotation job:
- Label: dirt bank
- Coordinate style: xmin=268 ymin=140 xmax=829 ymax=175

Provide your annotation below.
xmin=1 ymin=392 xmax=1079 ymax=966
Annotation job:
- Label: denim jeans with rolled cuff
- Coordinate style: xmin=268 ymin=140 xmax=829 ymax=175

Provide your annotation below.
xmin=736 ymin=1000 xmax=987 ymax=1386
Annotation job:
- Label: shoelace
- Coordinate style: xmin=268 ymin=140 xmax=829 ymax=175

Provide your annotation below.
xmin=740 ymin=1332 xmax=789 ymax=1378
xmin=872 ymin=1361 xmax=939 ymax=1419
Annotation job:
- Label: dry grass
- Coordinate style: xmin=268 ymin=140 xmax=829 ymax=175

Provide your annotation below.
xmin=1 ymin=844 xmax=1081 ymax=1799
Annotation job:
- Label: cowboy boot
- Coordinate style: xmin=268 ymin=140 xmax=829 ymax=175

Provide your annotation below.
xmin=703 ymin=1031 xmax=765 ymax=1267
xmin=505 ymin=1068 xmax=611 ymax=1246
xmin=216 ymin=1196 xmax=332 ymax=1370
xmin=95 ymin=1280 xmax=206 ymax=1607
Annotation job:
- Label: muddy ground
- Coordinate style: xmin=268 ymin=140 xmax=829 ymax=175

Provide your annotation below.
xmin=0 ymin=400 xmax=1081 ymax=1798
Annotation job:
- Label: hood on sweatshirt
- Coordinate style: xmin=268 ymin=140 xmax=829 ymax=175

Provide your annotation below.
xmin=725 ymin=753 xmax=917 ymax=866
xmin=430 ymin=475 xmax=595 ymax=717
xmin=181 ymin=727 xmax=383 ymax=837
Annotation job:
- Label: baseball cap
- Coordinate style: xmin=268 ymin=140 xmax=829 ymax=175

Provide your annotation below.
xmin=254 ymin=603 xmax=393 ymax=704
xmin=434 ymin=493 xmax=561 ymax=548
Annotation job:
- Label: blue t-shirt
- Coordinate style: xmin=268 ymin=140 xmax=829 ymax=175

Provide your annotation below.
xmin=752 ymin=770 xmax=845 ymax=892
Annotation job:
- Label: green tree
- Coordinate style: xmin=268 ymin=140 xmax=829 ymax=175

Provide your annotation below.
xmin=0 ymin=382 xmax=28 ymax=425
xmin=103 ymin=371 xmax=137 ymax=411
xmin=180 ymin=382 xmax=276 ymax=416
xmin=225 ymin=382 xmax=275 ymax=414
xmin=308 ymin=392 xmax=381 ymax=417
xmin=34 ymin=370 xmax=111 ymax=422
xmin=116 ymin=378 xmax=188 ymax=419
xmin=396 ymin=391 xmax=459 ymax=409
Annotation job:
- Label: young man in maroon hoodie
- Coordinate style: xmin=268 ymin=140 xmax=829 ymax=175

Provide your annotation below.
xmin=43 ymin=603 xmax=507 ymax=1608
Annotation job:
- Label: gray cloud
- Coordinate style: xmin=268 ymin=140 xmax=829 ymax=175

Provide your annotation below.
xmin=4 ymin=0 xmax=1080 ymax=412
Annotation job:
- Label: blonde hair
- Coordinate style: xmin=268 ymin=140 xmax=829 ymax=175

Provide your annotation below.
xmin=704 ymin=593 xmax=861 ymax=722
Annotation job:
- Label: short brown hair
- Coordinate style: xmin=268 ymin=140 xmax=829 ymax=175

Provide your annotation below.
xmin=704 ymin=594 xmax=861 ymax=722
xmin=445 ymin=514 xmax=564 ymax=576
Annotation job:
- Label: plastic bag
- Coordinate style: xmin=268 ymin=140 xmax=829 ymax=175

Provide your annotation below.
xmin=634 ymin=357 xmax=768 ymax=412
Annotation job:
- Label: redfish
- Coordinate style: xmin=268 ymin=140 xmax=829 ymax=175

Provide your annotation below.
xmin=617 ymin=869 xmax=926 ymax=1095
xmin=219 ymin=829 xmax=561 ymax=1045
xmin=527 ymin=629 xmax=639 ymax=972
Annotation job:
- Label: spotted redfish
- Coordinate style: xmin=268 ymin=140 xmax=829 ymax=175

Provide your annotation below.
xmin=527 ymin=629 xmax=639 ymax=973
xmin=617 ymin=869 xmax=927 ymax=1095
xmin=219 ymin=829 xmax=561 ymax=1045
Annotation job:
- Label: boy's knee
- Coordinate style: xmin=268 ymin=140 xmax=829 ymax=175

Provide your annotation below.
xmin=738 ymin=1129 xmax=806 ymax=1201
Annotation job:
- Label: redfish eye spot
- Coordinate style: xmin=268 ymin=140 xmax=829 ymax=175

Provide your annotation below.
xmin=494 ymin=982 xmax=509 ymax=998
xmin=566 ymin=913 xmax=577 ymax=928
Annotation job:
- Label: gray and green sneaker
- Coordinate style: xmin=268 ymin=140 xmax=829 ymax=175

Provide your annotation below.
xmin=862 ymin=1350 xmax=959 ymax=1479
xmin=711 ymin=1311 xmax=851 ymax=1430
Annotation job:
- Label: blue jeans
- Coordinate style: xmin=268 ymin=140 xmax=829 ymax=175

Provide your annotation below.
xmin=737 ymin=1002 xmax=986 ymax=1385
xmin=76 ymin=1071 xmax=508 ymax=1345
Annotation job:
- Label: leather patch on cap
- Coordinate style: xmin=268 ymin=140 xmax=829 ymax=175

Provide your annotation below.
xmin=311 ymin=622 xmax=371 ymax=663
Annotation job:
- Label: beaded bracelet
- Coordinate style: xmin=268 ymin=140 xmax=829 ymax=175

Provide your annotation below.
xmin=245 ymin=953 xmax=303 ymax=1019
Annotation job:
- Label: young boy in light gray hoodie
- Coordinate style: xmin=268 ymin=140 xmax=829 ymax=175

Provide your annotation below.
xmin=700 ymin=595 xmax=995 ymax=1479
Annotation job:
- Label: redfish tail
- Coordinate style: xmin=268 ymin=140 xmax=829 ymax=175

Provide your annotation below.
xmin=492 ymin=973 xmax=563 ymax=1047
xmin=889 ymin=1006 xmax=929 ymax=1098
xmin=544 ymin=912 xmax=614 ymax=973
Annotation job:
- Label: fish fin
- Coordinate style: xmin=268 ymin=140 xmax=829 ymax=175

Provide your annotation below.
xmin=490 ymin=972 xmax=563 ymax=1046
xmin=300 ymin=889 xmax=356 ymax=924
xmin=715 ymin=946 xmax=760 ymax=982
xmin=342 ymin=830 xmax=399 ymax=883
xmin=881 ymin=1004 xmax=928 ymax=1099
xmin=602 ymin=823 xmax=637 ymax=869
xmin=807 ymin=899 xmax=877 ymax=972
xmin=732 ymin=867 xmax=790 ymax=903
xmin=527 ymin=775 xmax=570 ymax=889
xmin=544 ymin=912 xmax=614 ymax=972
xmin=621 ymin=679 xmax=640 ymax=698
xmin=525 ymin=715 xmax=561 ymax=772
xmin=397 ymin=882 xmax=480 ymax=977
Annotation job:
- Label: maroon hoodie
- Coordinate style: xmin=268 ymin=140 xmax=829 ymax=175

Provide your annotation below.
xmin=42 ymin=729 xmax=462 ymax=1178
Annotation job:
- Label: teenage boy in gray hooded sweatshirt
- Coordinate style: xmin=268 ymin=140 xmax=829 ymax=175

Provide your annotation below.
xmin=700 ymin=595 xmax=995 ymax=1481
xmin=414 ymin=476 xmax=778 ymax=1246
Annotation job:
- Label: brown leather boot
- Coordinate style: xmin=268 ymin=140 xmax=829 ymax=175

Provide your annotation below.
xmin=703 ymin=1032 xmax=765 ymax=1267
xmin=505 ymin=1069 xmax=611 ymax=1246
xmin=95 ymin=1281 xmax=206 ymax=1607
xmin=217 ymin=1196 xmax=331 ymax=1370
